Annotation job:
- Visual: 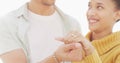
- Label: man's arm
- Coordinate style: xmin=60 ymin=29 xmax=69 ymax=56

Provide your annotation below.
xmin=39 ymin=43 xmax=83 ymax=63
xmin=0 ymin=49 xmax=27 ymax=63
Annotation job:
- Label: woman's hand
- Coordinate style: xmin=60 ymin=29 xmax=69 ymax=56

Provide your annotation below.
xmin=56 ymin=31 xmax=95 ymax=56
xmin=54 ymin=43 xmax=84 ymax=62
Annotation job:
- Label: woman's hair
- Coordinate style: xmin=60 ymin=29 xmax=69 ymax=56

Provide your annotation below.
xmin=112 ymin=0 xmax=120 ymax=10
xmin=116 ymin=19 xmax=120 ymax=22
xmin=112 ymin=0 xmax=120 ymax=22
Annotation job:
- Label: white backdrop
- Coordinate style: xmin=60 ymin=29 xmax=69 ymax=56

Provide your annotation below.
xmin=0 ymin=0 xmax=120 ymax=63
xmin=0 ymin=0 xmax=120 ymax=35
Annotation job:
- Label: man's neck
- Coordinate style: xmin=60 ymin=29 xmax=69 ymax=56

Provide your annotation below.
xmin=28 ymin=2 xmax=55 ymax=16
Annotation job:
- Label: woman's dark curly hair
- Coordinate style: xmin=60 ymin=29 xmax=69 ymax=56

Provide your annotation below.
xmin=113 ymin=0 xmax=120 ymax=10
xmin=112 ymin=0 xmax=120 ymax=22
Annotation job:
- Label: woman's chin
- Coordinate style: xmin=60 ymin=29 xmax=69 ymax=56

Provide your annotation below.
xmin=89 ymin=27 xmax=97 ymax=32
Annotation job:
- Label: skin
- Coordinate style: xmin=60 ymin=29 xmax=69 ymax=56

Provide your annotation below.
xmin=42 ymin=43 xmax=83 ymax=63
xmin=28 ymin=0 xmax=56 ymax=16
xmin=0 ymin=0 xmax=56 ymax=63
xmin=87 ymin=0 xmax=120 ymax=40
xmin=0 ymin=49 xmax=27 ymax=63
xmin=57 ymin=0 xmax=120 ymax=60
xmin=56 ymin=31 xmax=95 ymax=57
xmin=0 ymin=0 xmax=84 ymax=63
xmin=2 ymin=0 xmax=120 ymax=63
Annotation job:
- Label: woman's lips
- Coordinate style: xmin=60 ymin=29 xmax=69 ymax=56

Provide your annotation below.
xmin=88 ymin=18 xmax=99 ymax=24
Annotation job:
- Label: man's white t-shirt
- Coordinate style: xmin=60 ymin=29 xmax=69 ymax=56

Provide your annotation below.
xmin=27 ymin=10 xmax=64 ymax=63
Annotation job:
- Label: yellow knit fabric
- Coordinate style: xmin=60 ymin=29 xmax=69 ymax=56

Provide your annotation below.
xmin=72 ymin=31 xmax=120 ymax=63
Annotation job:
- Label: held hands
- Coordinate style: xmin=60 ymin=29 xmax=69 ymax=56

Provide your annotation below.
xmin=54 ymin=43 xmax=84 ymax=62
xmin=55 ymin=31 xmax=95 ymax=62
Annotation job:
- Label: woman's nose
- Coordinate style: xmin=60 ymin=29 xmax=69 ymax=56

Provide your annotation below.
xmin=87 ymin=8 xmax=96 ymax=17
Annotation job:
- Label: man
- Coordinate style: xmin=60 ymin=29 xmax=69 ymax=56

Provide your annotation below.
xmin=0 ymin=0 xmax=80 ymax=63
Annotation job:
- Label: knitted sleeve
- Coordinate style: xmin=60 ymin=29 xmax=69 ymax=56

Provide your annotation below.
xmin=72 ymin=50 xmax=102 ymax=63
xmin=115 ymin=55 xmax=120 ymax=63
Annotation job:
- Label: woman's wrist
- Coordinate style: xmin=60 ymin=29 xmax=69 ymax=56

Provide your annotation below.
xmin=84 ymin=46 xmax=96 ymax=56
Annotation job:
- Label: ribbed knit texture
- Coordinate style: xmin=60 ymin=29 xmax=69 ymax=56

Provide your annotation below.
xmin=73 ymin=31 xmax=120 ymax=63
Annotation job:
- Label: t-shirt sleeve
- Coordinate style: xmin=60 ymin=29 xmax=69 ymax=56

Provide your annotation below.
xmin=0 ymin=19 xmax=21 ymax=55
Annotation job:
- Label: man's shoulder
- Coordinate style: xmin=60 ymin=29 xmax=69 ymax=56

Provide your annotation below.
xmin=0 ymin=11 xmax=17 ymax=20
xmin=56 ymin=7 xmax=81 ymax=31
xmin=62 ymin=13 xmax=80 ymax=28
xmin=0 ymin=3 xmax=27 ymax=23
xmin=0 ymin=4 xmax=27 ymax=26
xmin=0 ymin=11 xmax=18 ymax=26
xmin=56 ymin=8 xmax=76 ymax=21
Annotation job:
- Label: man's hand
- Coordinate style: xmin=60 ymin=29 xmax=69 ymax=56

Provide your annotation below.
xmin=55 ymin=43 xmax=84 ymax=62
xmin=56 ymin=31 xmax=95 ymax=57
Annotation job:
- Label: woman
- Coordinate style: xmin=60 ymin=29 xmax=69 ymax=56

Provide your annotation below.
xmin=56 ymin=0 xmax=120 ymax=63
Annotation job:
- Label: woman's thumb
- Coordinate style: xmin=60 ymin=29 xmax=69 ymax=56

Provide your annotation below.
xmin=64 ymin=43 xmax=81 ymax=52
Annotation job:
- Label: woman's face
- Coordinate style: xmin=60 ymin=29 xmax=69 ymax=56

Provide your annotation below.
xmin=87 ymin=0 xmax=119 ymax=33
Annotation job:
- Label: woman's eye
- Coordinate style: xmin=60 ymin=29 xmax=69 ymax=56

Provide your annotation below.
xmin=97 ymin=6 xmax=104 ymax=10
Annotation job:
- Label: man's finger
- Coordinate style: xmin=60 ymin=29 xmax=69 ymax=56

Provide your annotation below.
xmin=64 ymin=43 xmax=82 ymax=52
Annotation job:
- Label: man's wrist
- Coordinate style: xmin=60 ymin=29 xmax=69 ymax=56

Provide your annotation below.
xmin=52 ymin=54 xmax=60 ymax=63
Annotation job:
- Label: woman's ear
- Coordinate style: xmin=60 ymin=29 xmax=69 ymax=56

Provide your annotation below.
xmin=114 ymin=10 xmax=120 ymax=22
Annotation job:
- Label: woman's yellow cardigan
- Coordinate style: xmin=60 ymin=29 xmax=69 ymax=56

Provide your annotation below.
xmin=73 ymin=31 xmax=120 ymax=63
